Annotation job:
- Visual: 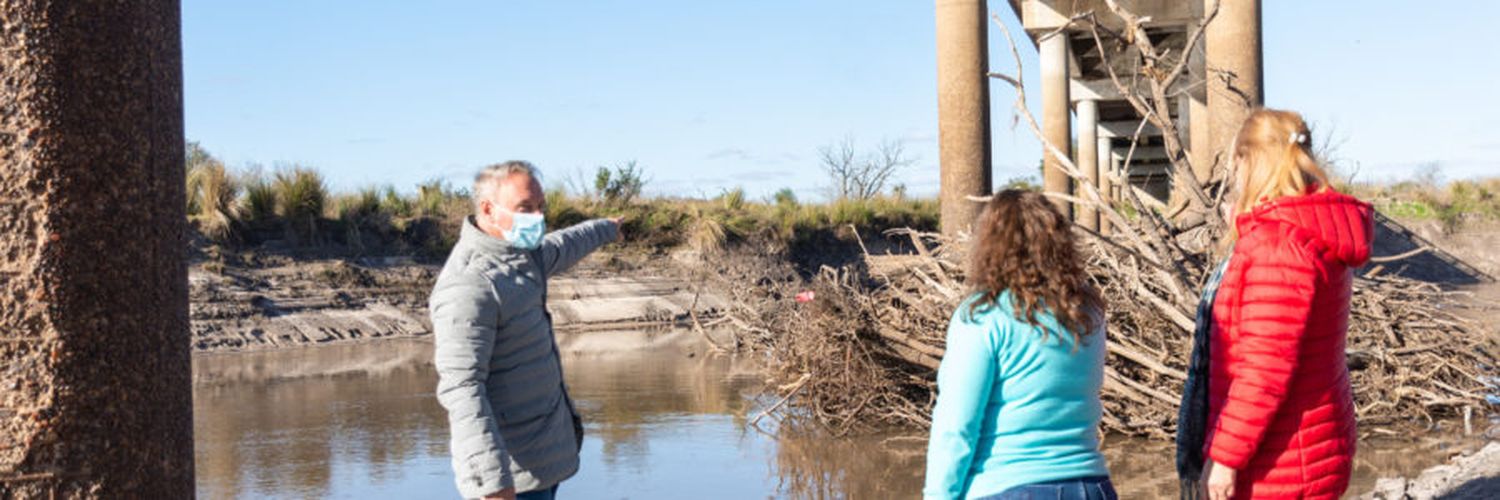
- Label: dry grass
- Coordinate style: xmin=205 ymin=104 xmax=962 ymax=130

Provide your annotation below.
xmin=273 ymin=167 xmax=328 ymax=244
xmin=179 ymin=147 xmax=938 ymax=258
xmin=186 ymin=159 xmax=239 ymax=242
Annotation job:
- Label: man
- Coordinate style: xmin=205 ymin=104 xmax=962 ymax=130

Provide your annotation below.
xmin=431 ymin=161 xmax=621 ymax=500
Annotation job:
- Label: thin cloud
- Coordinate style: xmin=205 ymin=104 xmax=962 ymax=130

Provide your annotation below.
xmin=899 ymin=132 xmax=939 ymax=144
xmin=729 ymin=169 xmax=795 ymax=182
xmin=705 ymin=148 xmax=754 ymax=161
xmin=704 ymin=148 xmax=800 ymax=166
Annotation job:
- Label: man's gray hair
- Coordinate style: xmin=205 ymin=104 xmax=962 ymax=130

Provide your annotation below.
xmin=473 ymin=161 xmax=541 ymax=212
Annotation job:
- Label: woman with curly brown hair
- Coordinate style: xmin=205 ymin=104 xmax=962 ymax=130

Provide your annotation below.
xmin=923 ymin=190 xmax=1115 ymax=500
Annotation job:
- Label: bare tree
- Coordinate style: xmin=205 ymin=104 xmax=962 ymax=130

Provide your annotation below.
xmin=819 ymin=138 xmax=915 ymax=200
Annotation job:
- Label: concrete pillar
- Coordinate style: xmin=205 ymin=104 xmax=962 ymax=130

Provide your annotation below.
xmin=1040 ymin=33 xmax=1073 ymax=218
xmin=1097 ymin=135 xmax=1114 ymax=234
xmin=1111 ymin=153 xmax=1125 ymax=200
xmin=1189 ymin=92 xmax=1213 ymax=181
xmin=1187 ymin=25 xmax=1214 ymax=184
xmin=1205 ymin=0 xmax=1264 ymax=172
xmin=935 ymin=0 xmax=992 ymax=236
xmin=1169 ymin=94 xmax=1200 ymax=210
xmin=1075 ymin=99 xmax=1100 ymax=231
xmin=0 ymin=1 xmax=194 ymax=497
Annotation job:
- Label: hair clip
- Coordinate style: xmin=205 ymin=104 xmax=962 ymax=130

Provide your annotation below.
xmin=1289 ymin=131 xmax=1308 ymax=145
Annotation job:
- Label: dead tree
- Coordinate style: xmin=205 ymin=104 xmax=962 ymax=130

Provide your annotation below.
xmin=819 ymin=138 xmax=914 ymax=200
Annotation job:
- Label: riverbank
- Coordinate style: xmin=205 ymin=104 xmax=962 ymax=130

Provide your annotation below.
xmin=188 ymin=249 xmax=728 ymax=353
xmin=1362 ymin=442 xmax=1500 ymax=499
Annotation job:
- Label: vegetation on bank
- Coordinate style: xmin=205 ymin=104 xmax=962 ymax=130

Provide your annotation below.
xmin=1341 ymin=166 xmax=1500 ymax=232
xmin=185 ymin=140 xmax=1498 ymax=261
xmin=182 ymin=142 xmax=939 ymax=259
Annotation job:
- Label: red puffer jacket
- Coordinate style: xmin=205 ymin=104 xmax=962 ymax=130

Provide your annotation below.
xmin=1207 ymin=189 xmax=1373 ymax=499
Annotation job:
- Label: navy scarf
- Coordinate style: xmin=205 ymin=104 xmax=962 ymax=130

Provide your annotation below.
xmin=1176 ymin=259 xmax=1230 ymax=500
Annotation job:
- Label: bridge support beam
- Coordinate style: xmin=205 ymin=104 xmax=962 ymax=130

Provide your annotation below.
xmin=0 ymin=0 xmax=194 ymax=496
xmin=935 ymin=0 xmax=992 ymax=236
xmin=1097 ymin=135 xmax=1114 ymax=234
xmin=1205 ymin=0 xmax=1264 ymax=174
xmin=1040 ymin=33 xmax=1072 ymax=218
xmin=1075 ymin=99 xmax=1100 ymax=231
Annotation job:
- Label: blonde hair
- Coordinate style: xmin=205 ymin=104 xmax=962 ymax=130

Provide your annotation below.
xmin=1228 ymin=108 xmax=1329 ymax=219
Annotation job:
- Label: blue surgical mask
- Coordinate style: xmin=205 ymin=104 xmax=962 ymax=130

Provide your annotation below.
xmin=502 ymin=211 xmax=546 ymax=250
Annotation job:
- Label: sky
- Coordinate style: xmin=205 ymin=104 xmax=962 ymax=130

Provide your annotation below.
xmin=183 ymin=1 xmax=1499 ymax=200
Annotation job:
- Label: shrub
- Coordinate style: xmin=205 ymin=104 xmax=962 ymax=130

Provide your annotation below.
xmin=595 ymin=161 xmax=647 ymax=206
xmin=240 ymin=173 xmax=277 ymax=226
xmin=719 ymin=187 xmax=746 ymax=212
xmin=773 ymin=188 xmax=799 ymax=208
xmin=689 ymin=212 xmax=727 ymax=255
xmin=415 ymin=179 xmax=451 ymax=217
xmin=380 ymin=185 xmax=415 ymax=218
xmin=332 ymin=187 xmax=385 ymax=252
xmin=544 ymin=188 xmax=590 ymax=229
xmin=186 ymin=158 xmax=240 ymax=243
xmin=273 ymin=166 xmax=327 ymax=244
xmin=333 ymin=187 xmax=381 ymax=220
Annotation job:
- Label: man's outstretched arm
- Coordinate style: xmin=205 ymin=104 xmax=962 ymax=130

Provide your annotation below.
xmin=539 ymin=218 xmax=621 ymax=277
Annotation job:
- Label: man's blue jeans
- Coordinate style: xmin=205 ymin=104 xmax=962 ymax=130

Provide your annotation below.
xmin=515 ymin=484 xmax=558 ymax=500
xmin=976 ymin=476 xmax=1118 ymax=500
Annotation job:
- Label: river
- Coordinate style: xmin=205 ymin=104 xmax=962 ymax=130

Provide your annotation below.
xmin=192 ymin=338 xmax=1476 ymax=499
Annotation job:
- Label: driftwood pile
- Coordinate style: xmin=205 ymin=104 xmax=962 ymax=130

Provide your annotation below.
xmin=717 ymin=229 xmax=1499 ymax=440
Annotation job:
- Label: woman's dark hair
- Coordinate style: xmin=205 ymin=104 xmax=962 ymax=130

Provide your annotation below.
xmin=966 ymin=189 xmax=1105 ymax=344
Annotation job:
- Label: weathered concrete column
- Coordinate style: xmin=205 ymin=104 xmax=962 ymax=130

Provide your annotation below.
xmin=1074 ymin=99 xmax=1099 ymax=231
xmin=1097 ymin=135 xmax=1114 ymax=234
xmin=935 ymin=0 xmax=992 ymax=236
xmin=1187 ymin=27 xmax=1214 ymax=184
xmin=1205 ymin=0 xmax=1263 ymax=172
xmin=1111 ymin=153 xmax=1124 ymax=200
xmin=1189 ymin=92 xmax=1213 ymax=181
xmin=1169 ymin=88 xmax=1203 ymax=211
xmin=1040 ymin=33 xmax=1072 ymax=218
xmin=1 ymin=1 xmax=194 ymax=497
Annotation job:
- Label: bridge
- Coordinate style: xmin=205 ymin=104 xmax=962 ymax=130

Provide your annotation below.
xmin=936 ymin=0 xmax=1264 ymax=234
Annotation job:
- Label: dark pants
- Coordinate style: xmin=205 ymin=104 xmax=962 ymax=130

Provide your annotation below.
xmin=516 ymin=484 xmax=558 ymax=500
xmin=977 ymin=476 xmax=1118 ymax=500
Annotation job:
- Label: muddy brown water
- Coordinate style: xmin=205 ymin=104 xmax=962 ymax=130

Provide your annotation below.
xmin=193 ymin=338 xmax=1480 ymax=499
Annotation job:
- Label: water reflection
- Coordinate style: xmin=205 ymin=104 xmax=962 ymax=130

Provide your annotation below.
xmin=194 ymin=341 xmax=447 ymax=499
xmin=773 ymin=430 xmax=924 ymax=499
xmin=193 ymin=340 xmax=1477 ymax=499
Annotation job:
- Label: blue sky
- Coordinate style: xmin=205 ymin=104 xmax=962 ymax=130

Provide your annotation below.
xmin=183 ymin=1 xmax=1498 ymax=200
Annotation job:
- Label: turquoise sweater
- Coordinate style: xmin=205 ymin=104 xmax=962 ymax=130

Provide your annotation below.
xmin=923 ymin=293 xmax=1109 ymax=499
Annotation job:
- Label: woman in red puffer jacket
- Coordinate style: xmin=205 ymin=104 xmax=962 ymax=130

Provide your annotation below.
xmin=1201 ymin=109 xmax=1373 ymax=500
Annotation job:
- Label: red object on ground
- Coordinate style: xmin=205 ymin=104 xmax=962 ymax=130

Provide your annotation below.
xmin=794 ymin=290 xmax=816 ymax=303
xmin=1207 ymin=190 xmax=1374 ymax=499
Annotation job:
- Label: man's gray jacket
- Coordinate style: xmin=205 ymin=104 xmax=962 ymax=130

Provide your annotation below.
xmin=431 ymin=217 xmax=618 ymax=497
